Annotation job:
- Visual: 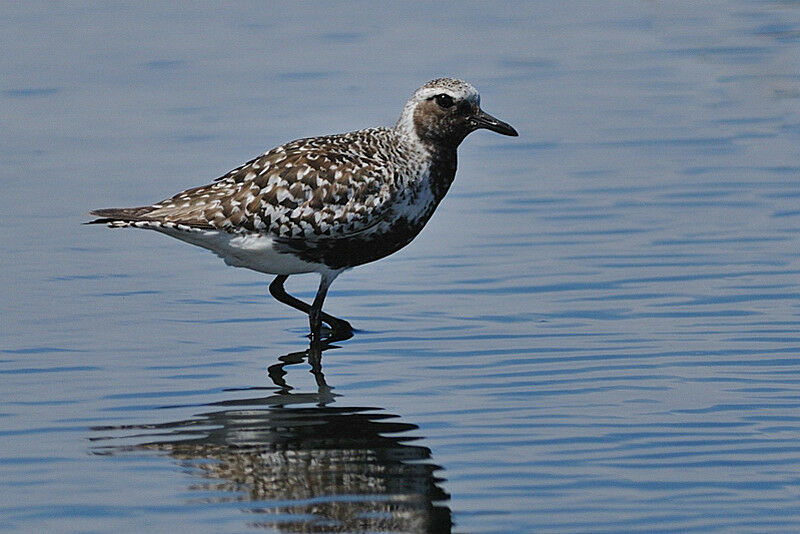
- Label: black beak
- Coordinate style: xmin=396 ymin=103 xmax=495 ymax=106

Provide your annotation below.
xmin=470 ymin=109 xmax=518 ymax=137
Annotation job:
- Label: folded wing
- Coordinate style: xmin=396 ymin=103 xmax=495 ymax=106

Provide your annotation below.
xmin=90 ymin=129 xmax=400 ymax=241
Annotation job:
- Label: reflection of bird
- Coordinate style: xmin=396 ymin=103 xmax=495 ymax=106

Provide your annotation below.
xmin=92 ymin=367 xmax=452 ymax=533
xmin=89 ymin=78 xmax=517 ymax=341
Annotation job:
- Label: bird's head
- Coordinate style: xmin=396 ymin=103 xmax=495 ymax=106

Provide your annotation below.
xmin=397 ymin=78 xmax=518 ymax=149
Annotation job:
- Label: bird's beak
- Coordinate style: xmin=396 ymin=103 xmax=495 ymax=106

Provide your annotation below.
xmin=470 ymin=109 xmax=518 ymax=136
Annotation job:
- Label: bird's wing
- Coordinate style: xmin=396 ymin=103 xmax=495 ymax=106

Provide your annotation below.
xmin=106 ymin=130 xmax=401 ymax=240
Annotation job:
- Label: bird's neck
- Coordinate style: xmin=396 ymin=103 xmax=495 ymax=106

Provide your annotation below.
xmin=427 ymin=148 xmax=458 ymax=203
xmin=391 ymin=121 xmax=458 ymax=203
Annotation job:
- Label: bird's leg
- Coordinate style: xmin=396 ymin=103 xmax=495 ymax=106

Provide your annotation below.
xmin=308 ymin=273 xmax=334 ymax=344
xmin=269 ymin=274 xmax=353 ymax=336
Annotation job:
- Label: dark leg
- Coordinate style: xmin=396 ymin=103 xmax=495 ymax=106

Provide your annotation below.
xmin=308 ymin=273 xmax=333 ymax=343
xmin=269 ymin=274 xmax=353 ymax=336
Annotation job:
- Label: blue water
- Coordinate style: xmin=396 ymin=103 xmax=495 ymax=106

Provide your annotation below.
xmin=3 ymin=2 xmax=800 ymax=532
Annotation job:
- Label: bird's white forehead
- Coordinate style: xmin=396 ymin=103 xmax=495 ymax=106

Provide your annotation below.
xmin=412 ymin=78 xmax=480 ymax=105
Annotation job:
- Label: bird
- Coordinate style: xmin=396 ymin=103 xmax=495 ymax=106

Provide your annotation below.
xmin=88 ymin=78 xmax=518 ymax=342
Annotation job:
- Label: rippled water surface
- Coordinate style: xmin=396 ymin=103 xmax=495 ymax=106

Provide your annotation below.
xmin=3 ymin=2 xmax=800 ymax=533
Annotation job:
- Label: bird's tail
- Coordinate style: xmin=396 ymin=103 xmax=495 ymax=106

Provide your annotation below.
xmin=85 ymin=207 xmax=156 ymax=226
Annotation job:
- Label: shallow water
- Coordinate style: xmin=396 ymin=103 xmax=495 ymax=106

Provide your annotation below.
xmin=3 ymin=2 xmax=800 ymax=532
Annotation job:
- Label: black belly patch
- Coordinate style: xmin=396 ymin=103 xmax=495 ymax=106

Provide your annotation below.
xmin=276 ymin=216 xmax=427 ymax=270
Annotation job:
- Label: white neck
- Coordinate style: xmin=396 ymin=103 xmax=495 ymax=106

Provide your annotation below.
xmin=394 ymin=100 xmax=419 ymax=140
xmin=393 ymin=101 xmax=432 ymax=157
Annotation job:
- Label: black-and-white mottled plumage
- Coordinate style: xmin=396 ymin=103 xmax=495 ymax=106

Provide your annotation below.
xmin=89 ymin=78 xmax=518 ymax=340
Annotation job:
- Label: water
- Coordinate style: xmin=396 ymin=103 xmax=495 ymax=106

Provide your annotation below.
xmin=2 ymin=2 xmax=800 ymax=532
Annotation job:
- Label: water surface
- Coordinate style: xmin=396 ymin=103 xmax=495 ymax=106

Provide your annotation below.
xmin=3 ymin=2 xmax=800 ymax=532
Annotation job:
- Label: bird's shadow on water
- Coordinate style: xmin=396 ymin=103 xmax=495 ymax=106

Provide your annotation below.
xmin=90 ymin=339 xmax=453 ymax=533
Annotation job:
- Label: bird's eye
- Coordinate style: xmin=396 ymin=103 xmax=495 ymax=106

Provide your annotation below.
xmin=433 ymin=93 xmax=454 ymax=109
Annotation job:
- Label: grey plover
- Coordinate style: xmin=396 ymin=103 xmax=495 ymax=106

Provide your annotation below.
xmin=89 ymin=78 xmax=518 ymax=341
